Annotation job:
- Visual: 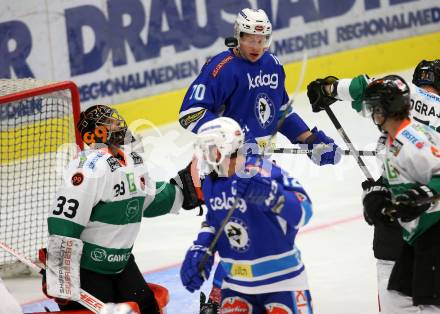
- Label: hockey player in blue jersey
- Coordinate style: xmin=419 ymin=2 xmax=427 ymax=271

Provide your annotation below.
xmin=180 ymin=117 xmax=314 ymax=313
xmin=179 ymin=8 xmax=340 ymax=166
xmin=179 ymin=8 xmax=339 ymax=309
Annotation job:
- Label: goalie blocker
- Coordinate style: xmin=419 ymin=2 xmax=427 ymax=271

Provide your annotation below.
xmin=46 ymin=235 xmax=83 ymax=301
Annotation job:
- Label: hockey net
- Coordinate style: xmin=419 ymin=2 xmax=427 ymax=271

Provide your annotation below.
xmin=0 ymin=79 xmax=83 ymax=277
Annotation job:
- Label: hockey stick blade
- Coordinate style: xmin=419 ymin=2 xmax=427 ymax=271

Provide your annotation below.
xmin=270 ymin=147 xmax=376 ymax=156
xmin=0 ymin=241 xmax=105 ymax=313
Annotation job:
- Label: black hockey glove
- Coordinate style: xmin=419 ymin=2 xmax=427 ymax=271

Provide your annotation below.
xmin=170 ymin=162 xmax=204 ymax=210
xmin=199 ymin=292 xmax=220 ymax=314
xmin=307 ymin=76 xmax=339 ymax=113
xmin=394 ymin=185 xmax=436 ymax=222
xmin=361 ymin=179 xmax=393 ymax=225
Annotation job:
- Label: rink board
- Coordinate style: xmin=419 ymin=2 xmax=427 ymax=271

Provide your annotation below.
xmin=116 ymin=32 xmax=440 ymax=131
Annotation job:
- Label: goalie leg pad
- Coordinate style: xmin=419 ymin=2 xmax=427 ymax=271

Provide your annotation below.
xmin=46 ymin=235 xmax=83 ymax=301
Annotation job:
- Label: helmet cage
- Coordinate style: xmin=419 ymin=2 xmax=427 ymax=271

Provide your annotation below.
xmin=78 ymin=105 xmax=129 ymax=146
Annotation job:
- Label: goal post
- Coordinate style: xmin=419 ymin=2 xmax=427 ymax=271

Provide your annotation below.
xmin=0 ymin=79 xmax=83 ymax=277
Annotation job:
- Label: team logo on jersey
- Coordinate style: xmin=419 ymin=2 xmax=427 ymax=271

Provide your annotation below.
xmin=106 ymin=156 xmax=121 ymax=172
xmin=71 ymin=172 xmax=84 ymax=186
xmin=224 ymin=218 xmax=250 ymax=252
xmin=126 ymin=199 xmax=140 ymax=222
xmin=247 ymin=70 xmax=278 ymax=89
xmin=221 ymin=297 xmax=252 ymax=313
xmin=209 ymin=192 xmax=247 ymax=213
xmin=255 ymin=93 xmax=275 ymax=128
xmin=90 ymin=248 xmax=107 ymax=262
xmin=266 ymin=303 xmax=293 ymax=314
xmin=130 ymin=152 xmax=143 ymax=165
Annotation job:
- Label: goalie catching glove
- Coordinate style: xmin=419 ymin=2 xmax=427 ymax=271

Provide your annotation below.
xmin=307 ymin=76 xmax=339 ymax=112
xmin=170 ymin=160 xmax=204 ymax=210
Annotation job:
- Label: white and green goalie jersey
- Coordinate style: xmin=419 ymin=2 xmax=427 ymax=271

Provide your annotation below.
xmin=335 ymin=75 xmax=440 ymax=244
xmin=48 ymin=148 xmax=183 ymax=274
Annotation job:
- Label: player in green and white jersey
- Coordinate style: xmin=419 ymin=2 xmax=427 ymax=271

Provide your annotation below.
xmin=44 ymin=105 xmax=202 ymax=314
xmin=360 ymin=75 xmax=440 ymax=311
xmin=307 ymin=60 xmax=440 ymax=313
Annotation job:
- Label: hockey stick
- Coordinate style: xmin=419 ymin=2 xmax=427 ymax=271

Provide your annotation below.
xmin=270 ymin=147 xmax=376 ymax=156
xmin=0 ymin=241 xmax=104 ymax=313
xmin=197 ymin=52 xmax=309 ymax=279
xmin=394 ymin=194 xmax=440 ymax=207
xmin=324 ymin=106 xmax=374 ymax=180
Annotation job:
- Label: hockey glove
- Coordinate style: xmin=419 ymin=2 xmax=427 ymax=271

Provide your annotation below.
xmin=235 ymin=176 xmax=285 ymax=213
xmin=170 ymin=161 xmax=204 ymax=210
xmin=361 ymin=179 xmax=393 ymax=225
xmin=394 ymin=185 xmax=436 ymax=222
xmin=305 ymin=127 xmax=341 ymax=165
xmin=180 ymin=245 xmax=213 ymax=293
xmin=200 ymin=292 xmax=220 ymax=314
xmin=307 ymin=76 xmax=339 ymax=112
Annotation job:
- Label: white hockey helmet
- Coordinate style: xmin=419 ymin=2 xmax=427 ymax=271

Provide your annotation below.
xmin=234 ymin=8 xmax=272 ymax=48
xmin=195 ymin=117 xmax=244 ymax=175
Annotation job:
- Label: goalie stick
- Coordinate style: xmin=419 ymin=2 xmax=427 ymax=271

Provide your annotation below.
xmin=270 ymin=147 xmax=376 ymax=156
xmin=197 ymin=51 xmax=309 ymax=279
xmin=0 ymin=240 xmax=104 ymax=313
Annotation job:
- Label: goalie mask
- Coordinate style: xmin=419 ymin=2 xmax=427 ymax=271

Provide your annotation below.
xmin=412 ymin=59 xmax=440 ymax=92
xmin=234 ymin=8 xmax=272 ymax=48
xmin=77 ymin=105 xmax=132 ymax=147
xmin=195 ymin=117 xmax=244 ymax=176
xmin=363 ymin=75 xmax=410 ymax=125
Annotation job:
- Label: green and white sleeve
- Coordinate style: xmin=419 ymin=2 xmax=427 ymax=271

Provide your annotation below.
xmin=143 ymin=182 xmax=184 ymax=217
xmin=335 ymin=75 xmax=371 ymax=114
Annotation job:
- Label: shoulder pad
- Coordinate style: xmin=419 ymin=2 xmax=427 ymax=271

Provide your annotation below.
xmin=106 ymin=156 xmax=122 ymax=172
xmin=268 ymin=53 xmax=282 ymax=66
xmin=83 ymin=150 xmax=107 ymax=171
xmin=130 ymin=152 xmax=144 ymax=165
xmin=400 ymin=128 xmax=425 ymax=149
xmin=211 ymin=53 xmax=234 ymax=78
